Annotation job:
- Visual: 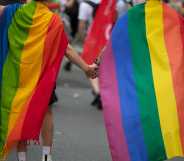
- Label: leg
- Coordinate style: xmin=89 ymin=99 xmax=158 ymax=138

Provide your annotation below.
xmin=89 ymin=78 xmax=100 ymax=95
xmin=17 ymin=141 xmax=27 ymax=161
xmin=41 ymin=108 xmax=54 ymax=161
xmin=89 ymin=78 xmax=102 ymax=110
xmin=41 ymin=108 xmax=54 ymax=147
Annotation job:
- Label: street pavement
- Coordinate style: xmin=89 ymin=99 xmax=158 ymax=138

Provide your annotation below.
xmin=7 ymin=62 xmax=184 ymax=161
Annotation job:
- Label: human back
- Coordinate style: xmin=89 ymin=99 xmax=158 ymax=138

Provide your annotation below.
xmin=0 ymin=0 xmax=68 ymax=158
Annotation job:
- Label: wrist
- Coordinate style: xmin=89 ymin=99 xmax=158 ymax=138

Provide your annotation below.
xmin=83 ymin=64 xmax=89 ymax=73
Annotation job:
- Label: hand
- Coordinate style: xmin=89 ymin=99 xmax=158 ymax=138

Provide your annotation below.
xmin=65 ymin=44 xmax=98 ymax=78
xmin=94 ymin=58 xmax=101 ymax=66
xmin=85 ymin=64 xmax=98 ymax=79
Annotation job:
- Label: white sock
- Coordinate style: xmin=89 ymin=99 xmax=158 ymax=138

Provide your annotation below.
xmin=17 ymin=152 xmax=26 ymax=161
xmin=42 ymin=146 xmax=51 ymax=156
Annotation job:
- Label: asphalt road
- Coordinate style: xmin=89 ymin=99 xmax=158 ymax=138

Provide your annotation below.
xmin=7 ymin=62 xmax=184 ymax=161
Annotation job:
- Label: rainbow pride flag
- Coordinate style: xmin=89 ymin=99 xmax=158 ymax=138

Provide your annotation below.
xmin=0 ymin=1 xmax=68 ymax=158
xmin=100 ymin=1 xmax=184 ymax=161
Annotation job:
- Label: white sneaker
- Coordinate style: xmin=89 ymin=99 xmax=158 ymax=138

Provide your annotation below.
xmin=42 ymin=154 xmax=52 ymax=161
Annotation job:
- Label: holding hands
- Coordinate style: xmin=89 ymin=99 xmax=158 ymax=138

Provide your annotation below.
xmin=65 ymin=44 xmax=98 ymax=79
xmin=84 ymin=64 xmax=98 ymax=79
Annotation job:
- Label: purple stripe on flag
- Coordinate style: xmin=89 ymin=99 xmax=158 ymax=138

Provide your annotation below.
xmin=99 ymin=41 xmax=130 ymax=161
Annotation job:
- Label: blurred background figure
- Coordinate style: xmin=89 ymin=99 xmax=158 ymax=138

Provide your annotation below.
xmin=76 ymin=0 xmax=103 ymax=110
xmin=76 ymin=0 xmax=101 ymax=43
xmin=64 ymin=0 xmax=80 ymax=39
xmin=64 ymin=0 xmax=101 ymax=72
xmin=116 ymin=0 xmax=129 ymax=18
xmin=170 ymin=0 xmax=184 ymax=15
xmin=64 ymin=0 xmax=129 ymax=110
xmin=63 ymin=0 xmax=81 ymax=71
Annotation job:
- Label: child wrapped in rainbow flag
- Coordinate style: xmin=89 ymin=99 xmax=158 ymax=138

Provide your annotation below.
xmin=0 ymin=1 xmax=97 ymax=161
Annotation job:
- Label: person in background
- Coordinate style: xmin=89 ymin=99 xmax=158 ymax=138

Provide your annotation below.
xmin=66 ymin=0 xmax=129 ymax=110
xmin=76 ymin=0 xmax=130 ymax=110
xmin=64 ymin=0 xmax=79 ymax=38
xmin=76 ymin=0 xmax=101 ymax=43
xmin=170 ymin=0 xmax=184 ymax=15
xmin=77 ymin=0 xmax=103 ymax=109
xmin=116 ymin=0 xmax=129 ymax=17
xmin=63 ymin=0 xmax=101 ymax=71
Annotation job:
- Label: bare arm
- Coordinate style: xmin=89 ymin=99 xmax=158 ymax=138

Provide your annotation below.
xmin=65 ymin=44 xmax=98 ymax=79
xmin=65 ymin=44 xmax=89 ymax=72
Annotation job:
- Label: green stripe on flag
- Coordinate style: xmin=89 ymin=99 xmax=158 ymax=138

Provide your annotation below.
xmin=0 ymin=2 xmax=37 ymax=151
xmin=128 ymin=4 xmax=166 ymax=161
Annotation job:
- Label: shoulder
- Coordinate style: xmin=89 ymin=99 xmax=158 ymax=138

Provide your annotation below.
xmin=51 ymin=13 xmax=65 ymax=28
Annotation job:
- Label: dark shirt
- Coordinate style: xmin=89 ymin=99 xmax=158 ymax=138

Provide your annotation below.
xmin=0 ymin=0 xmax=22 ymax=5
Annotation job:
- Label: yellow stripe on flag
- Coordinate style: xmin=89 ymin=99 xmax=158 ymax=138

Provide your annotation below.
xmin=7 ymin=3 xmax=52 ymax=138
xmin=145 ymin=0 xmax=183 ymax=157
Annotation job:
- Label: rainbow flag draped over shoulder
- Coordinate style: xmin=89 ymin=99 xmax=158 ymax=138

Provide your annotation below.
xmin=100 ymin=1 xmax=184 ymax=161
xmin=0 ymin=1 xmax=68 ymax=158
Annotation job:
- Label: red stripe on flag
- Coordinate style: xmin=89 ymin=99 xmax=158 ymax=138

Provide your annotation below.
xmin=163 ymin=3 xmax=184 ymax=153
xmin=81 ymin=0 xmax=116 ymax=65
xmin=20 ymin=15 xmax=68 ymax=140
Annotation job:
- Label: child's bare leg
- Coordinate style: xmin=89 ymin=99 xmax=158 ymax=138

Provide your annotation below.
xmin=41 ymin=108 xmax=53 ymax=147
xmin=41 ymin=108 xmax=54 ymax=161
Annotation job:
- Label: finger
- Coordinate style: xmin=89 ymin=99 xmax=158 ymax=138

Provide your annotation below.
xmin=94 ymin=58 xmax=100 ymax=66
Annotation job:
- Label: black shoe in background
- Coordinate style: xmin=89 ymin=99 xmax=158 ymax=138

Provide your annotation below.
xmin=64 ymin=62 xmax=72 ymax=71
xmin=91 ymin=94 xmax=99 ymax=106
xmin=97 ymin=97 xmax=103 ymax=110
xmin=91 ymin=94 xmax=103 ymax=110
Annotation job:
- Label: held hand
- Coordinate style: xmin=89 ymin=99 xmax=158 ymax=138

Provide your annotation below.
xmin=65 ymin=44 xmax=98 ymax=79
xmin=85 ymin=64 xmax=98 ymax=79
xmin=94 ymin=58 xmax=101 ymax=66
